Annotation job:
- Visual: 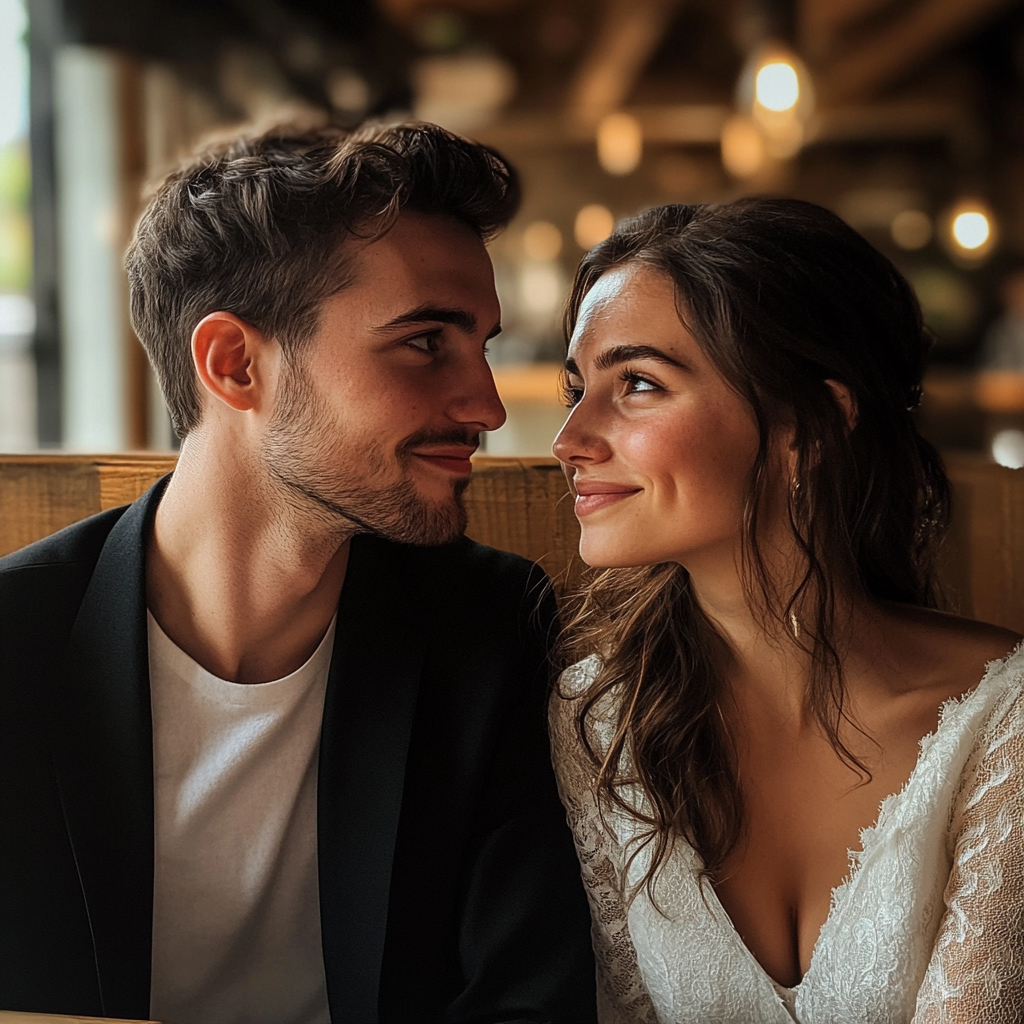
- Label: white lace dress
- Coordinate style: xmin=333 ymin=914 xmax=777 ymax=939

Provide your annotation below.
xmin=550 ymin=645 xmax=1024 ymax=1024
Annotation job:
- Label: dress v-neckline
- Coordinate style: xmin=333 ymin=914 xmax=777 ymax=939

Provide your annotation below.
xmin=700 ymin=650 xmax=1018 ymax=1003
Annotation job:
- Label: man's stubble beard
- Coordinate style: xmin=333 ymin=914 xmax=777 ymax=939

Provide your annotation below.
xmin=262 ymin=358 xmax=470 ymax=545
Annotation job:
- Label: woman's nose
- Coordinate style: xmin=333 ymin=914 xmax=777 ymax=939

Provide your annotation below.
xmin=552 ymin=402 xmax=607 ymax=465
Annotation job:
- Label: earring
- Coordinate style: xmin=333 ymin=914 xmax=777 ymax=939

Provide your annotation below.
xmin=789 ymin=611 xmax=801 ymax=640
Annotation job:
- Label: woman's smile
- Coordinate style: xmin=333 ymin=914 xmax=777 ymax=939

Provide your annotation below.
xmin=573 ymin=479 xmax=643 ymax=516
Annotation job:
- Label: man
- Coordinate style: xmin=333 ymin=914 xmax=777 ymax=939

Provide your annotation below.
xmin=0 ymin=123 xmax=596 ymax=1023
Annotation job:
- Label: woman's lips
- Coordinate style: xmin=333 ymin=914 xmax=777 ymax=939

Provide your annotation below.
xmin=573 ymin=483 xmax=641 ymax=516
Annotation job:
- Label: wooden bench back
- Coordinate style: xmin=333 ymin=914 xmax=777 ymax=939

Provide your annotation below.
xmin=1 ymin=453 xmax=1021 ymax=632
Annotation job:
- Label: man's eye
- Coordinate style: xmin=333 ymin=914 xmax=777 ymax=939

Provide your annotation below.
xmin=408 ymin=332 xmax=441 ymax=353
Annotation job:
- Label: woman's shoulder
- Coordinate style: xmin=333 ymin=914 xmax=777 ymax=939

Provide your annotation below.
xmin=557 ymin=653 xmax=603 ymax=696
xmin=874 ymin=603 xmax=1022 ymax=704
xmin=550 ymin=653 xmax=625 ymax=759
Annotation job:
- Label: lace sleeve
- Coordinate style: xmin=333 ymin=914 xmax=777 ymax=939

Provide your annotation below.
xmin=913 ymin=679 xmax=1024 ymax=1023
xmin=549 ymin=668 xmax=658 ymax=1024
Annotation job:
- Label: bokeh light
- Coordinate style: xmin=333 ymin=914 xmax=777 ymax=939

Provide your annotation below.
xmin=992 ymin=429 xmax=1024 ymax=469
xmin=522 ymin=220 xmax=562 ymax=262
xmin=943 ymin=199 xmax=997 ymax=262
xmin=720 ymin=115 xmax=765 ymax=179
xmin=597 ymin=112 xmax=642 ymax=176
xmin=755 ymin=62 xmax=799 ymax=113
xmin=891 ymin=210 xmax=932 ymax=251
xmin=519 ymin=262 xmax=563 ymax=316
xmin=574 ymin=204 xmax=614 ymax=249
xmin=952 ymin=211 xmax=991 ymax=251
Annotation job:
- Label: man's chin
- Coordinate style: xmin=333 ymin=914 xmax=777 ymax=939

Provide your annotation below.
xmin=381 ymin=489 xmax=468 ymax=547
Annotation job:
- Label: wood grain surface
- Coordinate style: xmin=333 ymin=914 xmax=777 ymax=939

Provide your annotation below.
xmin=0 ymin=452 xmax=1020 ymax=631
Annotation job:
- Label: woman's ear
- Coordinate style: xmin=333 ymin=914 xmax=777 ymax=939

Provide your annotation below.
xmin=825 ymin=379 xmax=858 ymax=433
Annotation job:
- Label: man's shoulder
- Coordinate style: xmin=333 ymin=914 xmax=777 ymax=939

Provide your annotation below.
xmin=0 ymin=507 xmax=129 ymax=664
xmin=0 ymin=505 xmax=128 ymax=582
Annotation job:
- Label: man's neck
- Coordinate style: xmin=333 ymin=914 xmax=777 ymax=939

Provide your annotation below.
xmin=146 ymin=435 xmax=353 ymax=684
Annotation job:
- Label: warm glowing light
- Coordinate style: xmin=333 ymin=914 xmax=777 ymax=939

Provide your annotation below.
xmin=992 ymin=429 xmax=1024 ymax=469
xmin=720 ymin=115 xmax=764 ymax=179
xmin=755 ymin=61 xmax=799 ymax=112
xmin=952 ymin=211 xmax=991 ymax=251
xmin=735 ymin=43 xmax=814 ymax=163
xmin=891 ymin=210 xmax=932 ymax=251
xmin=520 ymin=262 xmax=563 ymax=316
xmin=942 ymin=199 xmax=997 ymax=263
xmin=597 ymin=112 xmax=642 ymax=176
xmin=522 ymin=220 xmax=562 ymax=261
xmin=574 ymin=204 xmax=614 ymax=249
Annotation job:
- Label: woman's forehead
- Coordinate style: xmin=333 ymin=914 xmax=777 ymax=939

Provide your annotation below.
xmin=576 ymin=265 xmax=670 ymax=324
xmin=569 ymin=265 xmax=689 ymax=360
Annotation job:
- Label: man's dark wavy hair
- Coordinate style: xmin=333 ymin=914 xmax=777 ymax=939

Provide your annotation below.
xmin=126 ymin=121 xmax=520 ymax=436
xmin=558 ymin=198 xmax=951 ymax=892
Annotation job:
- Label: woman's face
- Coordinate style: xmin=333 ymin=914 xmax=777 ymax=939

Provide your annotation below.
xmin=552 ymin=264 xmax=764 ymax=570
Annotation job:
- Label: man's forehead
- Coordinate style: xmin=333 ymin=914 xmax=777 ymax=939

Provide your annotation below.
xmin=342 ymin=213 xmax=491 ymax=291
xmin=351 ymin=211 xmax=488 ymax=266
xmin=326 ymin=214 xmax=499 ymax=329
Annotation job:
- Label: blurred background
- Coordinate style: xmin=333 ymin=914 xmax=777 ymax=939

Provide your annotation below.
xmin=1 ymin=0 xmax=1024 ymax=463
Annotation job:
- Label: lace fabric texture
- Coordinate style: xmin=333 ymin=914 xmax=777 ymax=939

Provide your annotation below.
xmin=550 ymin=647 xmax=1024 ymax=1024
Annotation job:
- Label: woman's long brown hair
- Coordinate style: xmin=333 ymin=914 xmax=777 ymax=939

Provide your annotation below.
xmin=557 ymin=199 xmax=951 ymax=892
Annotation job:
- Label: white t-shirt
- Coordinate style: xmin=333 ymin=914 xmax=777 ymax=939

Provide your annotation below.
xmin=147 ymin=611 xmax=334 ymax=1024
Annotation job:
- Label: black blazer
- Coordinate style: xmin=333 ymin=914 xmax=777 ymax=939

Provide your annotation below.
xmin=0 ymin=481 xmax=596 ymax=1023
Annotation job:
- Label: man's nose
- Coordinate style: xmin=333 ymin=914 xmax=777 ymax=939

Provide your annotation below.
xmin=448 ymin=358 xmax=507 ymax=432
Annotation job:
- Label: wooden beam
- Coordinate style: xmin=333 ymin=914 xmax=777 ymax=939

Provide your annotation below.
xmin=566 ymin=0 xmax=683 ymax=125
xmin=817 ymin=0 xmax=1018 ymax=105
xmin=799 ymin=0 xmax=893 ymax=60
xmin=471 ymin=99 xmax=968 ymax=150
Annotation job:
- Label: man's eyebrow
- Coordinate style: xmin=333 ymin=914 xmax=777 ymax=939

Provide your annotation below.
xmin=374 ymin=305 xmax=478 ymax=334
xmin=563 ymin=345 xmax=687 ymax=375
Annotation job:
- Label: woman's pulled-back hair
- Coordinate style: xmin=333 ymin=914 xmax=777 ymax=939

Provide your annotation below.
xmin=559 ymin=198 xmax=951 ymax=888
xmin=126 ymin=121 xmax=519 ymax=436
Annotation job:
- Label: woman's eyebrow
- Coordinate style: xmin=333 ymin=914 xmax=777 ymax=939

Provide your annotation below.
xmin=565 ymin=344 xmax=687 ymax=374
xmin=596 ymin=344 xmax=687 ymax=370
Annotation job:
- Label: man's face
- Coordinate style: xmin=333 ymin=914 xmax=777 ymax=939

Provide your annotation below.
xmin=262 ymin=211 xmax=506 ymax=545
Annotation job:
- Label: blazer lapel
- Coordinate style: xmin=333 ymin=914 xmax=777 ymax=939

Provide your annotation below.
xmin=49 ymin=480 xmax=167 ymax=1020
xmin=318 ymin=535 xmax=426 ymax=1024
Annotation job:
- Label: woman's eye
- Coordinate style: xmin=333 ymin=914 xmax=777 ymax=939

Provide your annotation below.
xmin=407 ymin=332 xmax=441 ymax=353
xmin=562 ymin=385 xmax=584 ymax=408
xmin=621 ymin=371 xmax=660 ymax=395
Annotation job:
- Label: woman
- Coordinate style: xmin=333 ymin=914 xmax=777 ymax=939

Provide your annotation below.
xmin=550 ymin=198 xmax=1023 ymax=1023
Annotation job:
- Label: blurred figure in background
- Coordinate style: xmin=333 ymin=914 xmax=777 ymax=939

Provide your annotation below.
xmin=983 ymin=269 xmax=1024 ymax=372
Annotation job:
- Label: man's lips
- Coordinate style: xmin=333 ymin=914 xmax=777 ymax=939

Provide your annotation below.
xmin=410 ymin=447 xmax=477 ymax=475
xmin=573 ymin=481 xmax=642 ymax=516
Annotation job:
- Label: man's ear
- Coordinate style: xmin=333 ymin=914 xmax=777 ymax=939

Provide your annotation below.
xmin=192 ymin=312 xmax=273 ymax=415
xmin=825 ymin=379 xmax=858 ymax=433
